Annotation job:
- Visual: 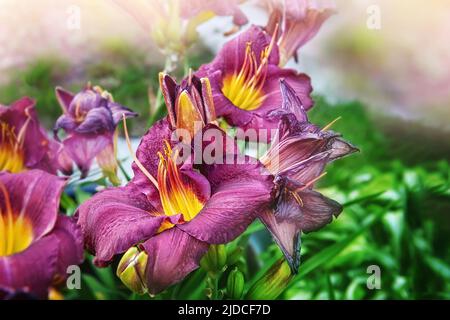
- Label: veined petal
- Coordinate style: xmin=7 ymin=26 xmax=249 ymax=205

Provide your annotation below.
xmin=140 ymin=227 xmax=208 ymax=295
xmin=206 ymin=25 xmax=279 ymax=74
xmin=74 ymin=107 xmax=115 ymax=134
xmin=55 ymin=87 xmax=75 ymax=113
xmin=109 ymin=102 xmax=138 ymax=126
xmin=1 ymin=97 xmax=53 ymax=171
xmin=258 ymin=66 xmax=313 ymax=115
xmin=179 ymin=155 xmax=274 ymax=244
xmin=63 ymin=133 xmax=112 ymax=178
xmin=131 ymin=119 xmax=212 ymax=210
xmin=261 ymin=189 xmax=341 ymax=272
xmin=132 ymin=119 xmax=172 ymax=189
xmin=52 ymin=215 xmax=84 ymax=280
xmin=0 ymin=170 xmax=66 ymax=243
xmin=76 ymin=185 xmax=166 ymax=267
xmin=0 ymin=234 xmax=59 ymax=299
xmin=260 ymin=210 xmax=301 ymax=272
xmin=54 ymin=114 xmax=78 ymax=136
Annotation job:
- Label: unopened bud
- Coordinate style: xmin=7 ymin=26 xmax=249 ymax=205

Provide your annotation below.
xmin=227 ymin=268 xmax=245 ymax=300
xmin=200 ymin=244 xmax=227 ymax=274
xmin=245 ymin=259 xmax=293 ymax=300
xmin=117 ymin=247 xmax=148 ymax=295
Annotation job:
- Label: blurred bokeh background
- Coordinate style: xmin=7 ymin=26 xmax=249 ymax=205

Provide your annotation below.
xmin=1 ymin=0 xmax=449 ymax=299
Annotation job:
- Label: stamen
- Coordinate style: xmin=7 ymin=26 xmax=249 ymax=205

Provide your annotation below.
xmin=0 ymin=122 xmax=25 ymax=173
xmin=157 ymin=140 xmax=204 ymax=221
xmin=222 ymin=32 xmax=277 ymax=112
xmin=122 ymin=114 xmax=159 ymax=190
xmin=321 ymin=117 xmax=342 ymax=132
xmin=15 ymin=108 xmax=32 ymax=149
xmin=290 ymin=190 xmax=304 ymax=207
xmin=298 ymin=172 xmax=328 ymax=191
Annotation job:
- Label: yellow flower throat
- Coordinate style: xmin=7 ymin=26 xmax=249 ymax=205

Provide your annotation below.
xmin=0 ymin=122 xmax=26 ymax=173
xmin=221 ymin=38 xmax=275 ymax=111
xmin=0 ymin=182 xmax=33 ymax=257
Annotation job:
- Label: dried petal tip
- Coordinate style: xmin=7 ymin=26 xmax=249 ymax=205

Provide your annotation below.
xmin=117 ymin=247 xmax=148 ymax=295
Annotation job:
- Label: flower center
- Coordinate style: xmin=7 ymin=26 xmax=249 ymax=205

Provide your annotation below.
xmin=0 ymin=122 xmax=25 ymax=173
xmin=157 ymin=141 xmax=204 ymax=222
xmin=0 ymin=182 xmax=33 ymax=257
xmin=221 ymin=40 xmax=274 ymax=111
xmin=122 ymin=117 xmax=204 ymax=233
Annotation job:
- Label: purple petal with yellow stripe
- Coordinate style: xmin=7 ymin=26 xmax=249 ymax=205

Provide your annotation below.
xmin=0 ymin=170 xmax=83 ymax=298
xmin=0 ymin=97 xmax=61 ymax=174
xmin=140 ymin=227 xmax=208 ymax=295
xmin=196 ymin=25 xmax=313 ymax=133
xmin=76 ymin=185 xmax=167 ymax=267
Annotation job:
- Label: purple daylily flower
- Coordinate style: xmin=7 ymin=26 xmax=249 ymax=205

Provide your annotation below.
xmin=262 ymin=0 xmax=336 ymax=66
xmin=159 ymin=72 xmax=216 ymax=137
xmin=54 ymin=84 xmax=137 ymax=182
xmin=0 ymin=97 xmax=70 ymax=174
xmin=0 ymin=170 xmax=84 ymax=299
xmin=76 ymin=119 xmax=274 ymax=295
xmin=259 ymin=80 xmax=357 ymax=272
xmin=195 ymin=25 xmax=313 ymax=135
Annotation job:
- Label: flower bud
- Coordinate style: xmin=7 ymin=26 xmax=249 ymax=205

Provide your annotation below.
xmin=226 ymin=268 xmax=245 ymax=300
xmin=226 ymin=246 xmax=243 ymax=266
xmin=200 ymin=244 xmax=227 ymax=274
xmin=245 ymin=259 xmax=293 ymax=300
xmin=96 ymin=131 xmax=121 ymax=186
xmin=117 ymin=247 xmax=148 ymax=295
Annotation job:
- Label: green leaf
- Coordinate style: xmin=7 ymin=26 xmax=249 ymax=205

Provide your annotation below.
xmin=284 ymin=209 xmax=386 ymax=293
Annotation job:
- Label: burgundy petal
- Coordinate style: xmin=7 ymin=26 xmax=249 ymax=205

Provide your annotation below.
xmin=75 ymin=107 xmax=114 ymax=134
xmin=178 ymin=155 xmax=274 ymax=244
xmin=0 ymin=97 xmax=52 ymax=170
xmin=0 ymin=235 xmax=59 ymax=299
xmin=293 ymin=189 xmax=343 ymax=233
xmin=0 ymin=170 xmax=66 ymax=242
xmin=76 ymin=185 xmax=166 ymax=267
xmin=132 ymin=118 xmax=172 ymax=188
xmin=55 ymin=87 xmax=75 ymax=113
xmin=140 ymin=227 xmax=208 ymax=295
xmin=261 ymin=189 xmax=341 ymax=272
xmin=260 ymin=210 xmax=301 ymax=272
xmin=63 ymin=133 xmax=112 ymax=177
xmin=207 ymin=25 xmax=279 ymax=74
xmin=131 ymin=119 xmax=213 ymax=209
xmin=257 ymin=66 xmax=313 ymax=115
xmin=54 ymin=114 xmax=78 ymax=136
xmin=52 ymin=215 xmax=84 ymax=279
xmin=108 ymin=102 xmax=138 ymax=126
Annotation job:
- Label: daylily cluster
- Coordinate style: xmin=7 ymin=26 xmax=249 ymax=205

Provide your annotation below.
xmin=0 ymin=98 xmax=84 ymax=299
xmin=1 ymin=0 xmax=350 ymax=299
xmin=76 ymin=1 xmax=354 ymax=295
xmin=0 ymin=85 xmax=135 ymax=298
